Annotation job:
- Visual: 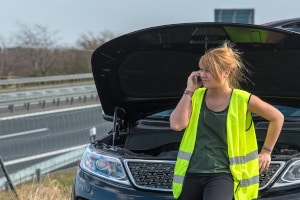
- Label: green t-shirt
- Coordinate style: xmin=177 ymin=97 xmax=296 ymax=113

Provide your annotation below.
xmin=187 ymin=99 xmax=230 ymax=174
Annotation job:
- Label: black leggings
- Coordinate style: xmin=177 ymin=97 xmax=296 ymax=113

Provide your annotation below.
xmin=178 ymin=173 xmax=234 ymax=200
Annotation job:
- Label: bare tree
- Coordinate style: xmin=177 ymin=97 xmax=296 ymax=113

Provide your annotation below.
xmin=51 ymin=48 xmax=92 ymax=75
xmin=0 ymin=36 xmax=20 ymax=78
xmin=0 ymin=24 xmax=117 ymax=76
xmin=76 ymin=30 xmax=116 ymax=50
xmin=15 ymin=24 xmax=60 ymax=76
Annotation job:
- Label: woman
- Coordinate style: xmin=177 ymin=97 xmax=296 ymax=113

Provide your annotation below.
xmin=170 ymin=41 xmax=284 ymax=200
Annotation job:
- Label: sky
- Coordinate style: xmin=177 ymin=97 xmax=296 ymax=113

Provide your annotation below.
xmin=1 ymin=0 xmax=299 ymax=46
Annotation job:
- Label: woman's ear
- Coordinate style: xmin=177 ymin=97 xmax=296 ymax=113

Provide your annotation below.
xmin=224 ymin=70 xmax=230 ymax=78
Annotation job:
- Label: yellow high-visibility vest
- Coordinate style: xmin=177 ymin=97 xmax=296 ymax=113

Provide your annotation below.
xmin=172 ymin=88 xmax=259 ymax=200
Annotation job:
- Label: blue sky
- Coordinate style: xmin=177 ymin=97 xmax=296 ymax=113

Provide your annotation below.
xmin=1 ymin=0 xmax=299 ymax=45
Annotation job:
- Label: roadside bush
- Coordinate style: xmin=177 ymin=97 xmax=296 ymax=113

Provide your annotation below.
xmin=0 ymin=168 xmax=76 ymax=200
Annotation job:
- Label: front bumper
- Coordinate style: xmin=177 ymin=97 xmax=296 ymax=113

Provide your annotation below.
xmin=258 ymin=187 xmax=300 ymax=200
xmin=72 ymin=167 xmax=173 ymax=200
xmin=72 ymin=167 xmax=300 ymax=200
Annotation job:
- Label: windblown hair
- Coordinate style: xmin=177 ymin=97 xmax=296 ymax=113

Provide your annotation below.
xmin=199 ymin=41 xmax=250 ymax=88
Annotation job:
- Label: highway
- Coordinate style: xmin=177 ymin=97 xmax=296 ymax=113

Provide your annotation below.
xmin=0 ymin=104 xmax=113 ymax=175
xmin=0 ymin=75 xmax=108 ymax=185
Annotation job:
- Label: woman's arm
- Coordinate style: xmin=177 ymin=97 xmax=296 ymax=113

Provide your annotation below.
xmin=169 ymin=91 xmax=193 ymax=131
xmin=248 ymin=94 xmax=284 ymax=173
xmin=170 ymin=71 xmax=202 ymax=131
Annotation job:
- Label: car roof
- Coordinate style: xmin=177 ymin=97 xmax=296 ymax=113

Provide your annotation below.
xmin=91 ymin=22 xmax=300 ymax=122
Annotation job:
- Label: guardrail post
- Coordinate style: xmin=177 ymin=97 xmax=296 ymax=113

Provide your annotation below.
xmin=8 ymin=104 xmax=14 ymax=112
xmin=36 ymin=168 xmax=41 ymax=183
xmin=26 ymin=102 xmax=30 ymax=110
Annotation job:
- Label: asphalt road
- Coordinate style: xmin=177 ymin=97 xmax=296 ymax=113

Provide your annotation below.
xmin=0 ymin=104 xmax=113 ymax=175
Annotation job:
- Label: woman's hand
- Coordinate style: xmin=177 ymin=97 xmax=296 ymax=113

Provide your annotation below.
xmin=258 ymin=151 xmax=271 ymax=174
xmin=186 ymin=71 xmax=203 ymax=91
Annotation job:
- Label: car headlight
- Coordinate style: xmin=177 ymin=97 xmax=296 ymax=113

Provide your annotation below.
xmin=273 ymin=160 xmax=300 ymax=188
xmin=80 ymin=146 xmax=130 ymax=185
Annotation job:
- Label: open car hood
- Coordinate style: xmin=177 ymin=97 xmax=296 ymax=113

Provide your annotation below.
xmin=91 ymin=22 xmax=300 ymax=122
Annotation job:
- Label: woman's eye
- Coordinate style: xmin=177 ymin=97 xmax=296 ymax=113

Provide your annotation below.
xmin=200 ymin=69 xmax=210 ymax=73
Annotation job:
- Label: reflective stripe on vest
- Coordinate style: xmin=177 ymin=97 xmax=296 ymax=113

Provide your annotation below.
xmin=240 ymin=175 xmax=259 ymax=187
xmin=229 ymin=150 xmax=257 ymax=165
xmin=172 ymin=88 xmax=259 ymax=200
xmin=177 ymin=150 xmax=192 ymax=161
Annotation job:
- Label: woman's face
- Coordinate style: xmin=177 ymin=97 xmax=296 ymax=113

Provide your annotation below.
xmin=199 ymin=68 xmax=215 ymax=88
xmin=199 ymin=68 xmax=229 ymax=89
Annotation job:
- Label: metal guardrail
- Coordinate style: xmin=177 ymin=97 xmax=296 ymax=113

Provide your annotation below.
xmin=0 ymin=84 xmax=99 ymax=114
xmin=0 ymin=73 xmax=93 ymax=86
xmin=0 ymin=84 xmax=97 ymax=103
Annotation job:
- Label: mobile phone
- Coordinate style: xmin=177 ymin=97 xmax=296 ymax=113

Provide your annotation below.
xmin=194 ymin=76 xmax=201 ymax=84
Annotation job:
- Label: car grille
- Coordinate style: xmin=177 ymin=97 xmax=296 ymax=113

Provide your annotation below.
xmin=124 ymin=159 xmax=175 ymax=191
xmin=124 ymin=159 xmax=285 ymax=192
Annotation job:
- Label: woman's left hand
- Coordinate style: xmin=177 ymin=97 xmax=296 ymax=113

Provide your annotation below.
xmin=258 ymin=152 xmax=271 ymax=174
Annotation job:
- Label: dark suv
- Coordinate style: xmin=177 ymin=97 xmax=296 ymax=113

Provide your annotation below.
xmin=262 ymin=18 xmax=300 ymax=33
xmin=72 ymin=22 xmax=300 ymax=200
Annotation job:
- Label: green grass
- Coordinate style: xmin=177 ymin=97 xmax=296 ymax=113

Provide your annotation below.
xmin=0 ymin=167 xmax=77 ymax=200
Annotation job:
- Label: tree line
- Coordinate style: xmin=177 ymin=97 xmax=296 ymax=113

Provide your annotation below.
xmin=0 ymin=24 xmax=116 ymax=78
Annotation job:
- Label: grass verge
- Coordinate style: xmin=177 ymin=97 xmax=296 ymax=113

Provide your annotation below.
xmin=0 ymin=167 xmax=77 ymax=200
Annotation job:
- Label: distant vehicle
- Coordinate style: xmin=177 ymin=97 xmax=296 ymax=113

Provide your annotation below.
xmin=262 ymin=18 xmax=300 ymax=33
xmin=71 ymin=22 xmax=300 ymax=200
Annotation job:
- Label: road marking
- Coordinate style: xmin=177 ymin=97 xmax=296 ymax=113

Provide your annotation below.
xmin=0 ymin=128 xmax=48 ymax=139
xmin=4 ymin=144 xmax=88 ymax=166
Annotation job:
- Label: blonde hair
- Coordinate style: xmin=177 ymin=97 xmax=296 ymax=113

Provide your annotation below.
xmin=199 ymin=41 xmax=249 ymax=88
